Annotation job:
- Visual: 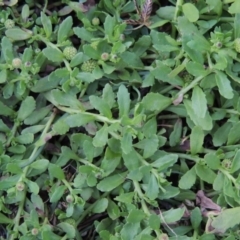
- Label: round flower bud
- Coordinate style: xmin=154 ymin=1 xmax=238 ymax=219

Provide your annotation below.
xmin=35 ymin=48 xmax=41 ymax=54
xmin=12 ymin=58 xmax=22 ymax=68
xmin=92 ymin=17 xmax=100 ymax=26
xmin=81 ymin=60 xmax=98 ymax=72
xmin=31 ymin=228 xmax=39 ymax=235
xmin=215 ymin=42 xmax=222 ymax=48
xmin=66 ymin=194 xmax=74 ymax=203
xmin=222 ymin=159 xmax=232 ymax=169
xmin=25 ymin=61 xmax=32 ymax=67
xmin=101 ymin=52 xmax=109 ymax=61
xmin=63 ymin=46 xmax=77 ymax=60
xmin=5 ymin=19 xmax=15 ymax=29
xmin=16 ymin=182 xmax=25 ymax=191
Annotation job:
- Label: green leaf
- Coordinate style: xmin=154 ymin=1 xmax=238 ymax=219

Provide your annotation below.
xmin=64 ymin=113 xmax=95 ymax=127
xmin=97 ymin=172 xmax=127 ymax=192
xmin=0 ymin=213 xmax=13 ymax=224
xmin=17 ymin=96 xmax=36 ymax=121
xmin=120 ymin=51 xmax=144 ymax=68
xmin=142 ymin=117 xmax=157 ymax=138
xmin=132 ymin=36 xmax=152 ymax=57
xmin=229 ymin=1 xmax=240 ymax=14
xmin=230 ymin=149 xmax=240 ymax=173
xmin=169 ymin=119 xmax=182 ymax=147
xmin=151 ymin=154 xmax=178 ymax=171
xmin=92 ymin=198 xmax=109 ymax=213
xmin=58 ymin=16 xmax=73 ymax=43
xmin=192 ymin=86 xmax=207 ymax=118
xmin=213 ymin=122 xmax=232 ymax=147
xmin=179 ymin=167 xmax=196 ymax=189
xmin=195 ymin=164 xmax=216 ymax=184
xmin=146 ymin=174 xmax=159 ymax=200
xmin=156 ymin=6 xmax=175 ymax=20
xmin=142 ymin=93 xmax=171 ymax=113
xmin=161 ymin=208 xmax=185 ymax=223
xmin=204 ymin=152 xmax=220 ymax=170
xmin=104 ymin=15 xmax=116 ymax=39
xmin=120 ymin=223 xmax=140 ymax=240
xmin=14 ymin=133 xmax=34 ymax=144
xmin=149 ymin=214 xmax=161 ymax=230
xmin=73 ymin=27 xmax=95 ymax=42
xmin=50 ymin=185 xmax=67 ymax=203
xmin=5 ymin=28 xmax=32 ymax=41
xmin=212 ymin=207 xmax=240 ymax=233
xmin=53 ymin=120 xmax=70 ymax=136
xmin=0 ymin=69 xmax=7 ymax=83
xmin=24 ymin=105 xmax=52 ymax=125
xmin=41 ymin=12 xmax=52 ymax=37
xmin=30 ymin=159 xmax=49 ymax=170
xmin=190 ymin=126 xmax=204 ymax=155
xmin=117 ymin=85 xmax=130 ymax=118
xmin=127 ymin=209 xmax=146 ymax=223
xmin=190 ymin=207 xmax=202 ymax=230
xmin=182 ymin=3 xmax=199 ymax=22
xmin=89 ymin=96 xmax=112 ymax=118
xmin=42 ymin=47 xmax=64 ymax=63
xmin=227 ymin=122 xmax=240 ymax=145
xmin=50 ymin=89 xmax=83 ymax=109
xmin=134 ymin=135 xmax=159 ymax=158
xmin=122 ymin=149 xmax=140 ymax=171
xmin=57 ymin=222 xmax=75 ymax=238
xmin=215 ymin=71 xmax=234 ymax=99
xmin=1 ymin=36 xmax=14 ymax=62
xmin=93 ymin=125 xmax=108 ymax=148
xmin=48 ymin=163 xmax=65 ymax=180
xmin=184 ymin=99 xmax=213 ymax=131
xmin=102 ymin=84 xmax=115 ymax=109
xmin=107 ymin=199 xmax=120 ymax=220
xmin=26 ymin=180 xmax=39 ymax=194
xmin=121 ymin=130 xmax=133 ymax=154
xmin=0 ymin=101 xmax=15 ymax=116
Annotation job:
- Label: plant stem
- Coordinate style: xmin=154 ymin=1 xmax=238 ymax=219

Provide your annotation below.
xmin=9 ymin=189 xmax=27 ymax=240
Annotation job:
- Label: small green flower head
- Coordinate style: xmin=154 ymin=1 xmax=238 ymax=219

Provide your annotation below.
xmin=92 ymin=17 xmax=100 ymax=26
xmin=4 ymin=19 xmax=15 ymax=29
xmin=64 ymin=218 xmax=76 ymax=227
xmin=35 ymin=48 xmax=41 ymax=54
xmin=16 ymin=182 xmax=25 ymax=191
xmin=25 ymin=61 xmax=32 ymax=67
xmin=222 ymin=159 xmax=232 ymax=169
xmin=63 ymin=46 xmax=77 ymax=60
xmin=81 ymin=60 xmax=98 ymax=72
xmin=235 ymin=38 xmax=240 ymax=53
xmin=31 ymin=228 xmax=39 ymax=236
xmin=101 ymin=52 xmax=109 ymax=61
xmin=66 ymin=194 xmax=74 ymax=203
xmin=12 ymin=58 xmax=22 ymax=69
xmin=215 ymin=42 xmax=222 ymax=48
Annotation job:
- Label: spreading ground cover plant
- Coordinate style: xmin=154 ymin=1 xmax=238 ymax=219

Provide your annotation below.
xmin=2 ymin=0 xmax=240 ymax=239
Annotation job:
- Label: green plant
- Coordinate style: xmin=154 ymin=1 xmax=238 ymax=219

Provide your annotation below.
xmin=1 ymin=0 xmax=240 ymax=239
